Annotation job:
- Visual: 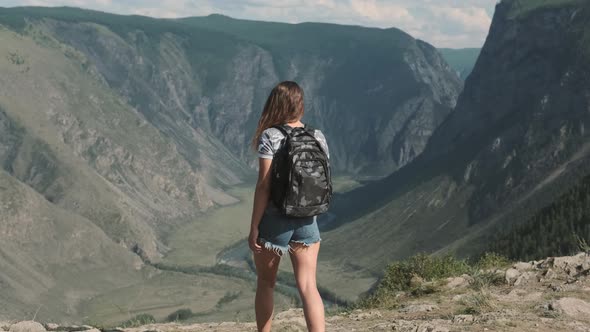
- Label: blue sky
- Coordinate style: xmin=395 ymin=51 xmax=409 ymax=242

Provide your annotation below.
xmin=0 ymin=0 xmax=499 ymax=48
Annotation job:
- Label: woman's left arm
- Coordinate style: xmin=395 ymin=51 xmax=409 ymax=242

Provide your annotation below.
xmin=248 ymin=157 xmax=273 ymax=253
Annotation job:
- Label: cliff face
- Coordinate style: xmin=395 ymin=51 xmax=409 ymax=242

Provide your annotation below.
xmin=422 ymin=0 xmax=590 ymax=222
xmin=321 ymin=0 xmax=590 ymax=275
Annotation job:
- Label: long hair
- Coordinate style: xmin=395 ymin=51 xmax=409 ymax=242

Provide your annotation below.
xmin=251 ymin=81 xmax=305 ymax=150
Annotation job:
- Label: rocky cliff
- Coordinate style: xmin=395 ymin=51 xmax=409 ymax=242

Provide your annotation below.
xmin=320 ymin=0 xmax=590 ymax=280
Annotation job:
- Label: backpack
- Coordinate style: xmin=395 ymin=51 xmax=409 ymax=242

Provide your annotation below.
xmin=270 ymin=124 xmax=332 ymax=218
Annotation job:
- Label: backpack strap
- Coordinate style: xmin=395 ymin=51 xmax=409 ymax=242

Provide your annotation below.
xmin=272 ymin=124 xmax=293 ymax=137
xmin=272 ymin=123 xmax=315 ymax=137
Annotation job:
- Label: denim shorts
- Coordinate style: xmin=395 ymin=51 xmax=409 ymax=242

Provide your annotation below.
xmin=257 ymin=207 xmax=322 ymax=257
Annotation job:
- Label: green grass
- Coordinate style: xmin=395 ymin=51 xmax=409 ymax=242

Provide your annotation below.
xmin=474 ymin=252 xmax=512 ymax=270
xmin=458 ymin=292 xmax=495 ymax=315
xmin=357 ymin=253 xmax=471 ymax=308
xmin=356 ymin=252 xmax=511 ymax=309
xmin=79 ymin=269 xmax=293 ymax=327
xmin=162 ymin=185 xmax=254 ymax=267
xmin=164 ymin=175 xmax=365 ymax=267
xmin=119 ymin=313 xmax=156 ymax=328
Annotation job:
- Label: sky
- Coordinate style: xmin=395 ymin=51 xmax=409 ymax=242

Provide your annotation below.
xmin=0 ymin=0 xmax=499 ymax=48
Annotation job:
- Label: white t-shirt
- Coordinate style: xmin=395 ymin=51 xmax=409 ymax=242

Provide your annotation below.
xmin=257 ymin=126 xmax=330 ymax=160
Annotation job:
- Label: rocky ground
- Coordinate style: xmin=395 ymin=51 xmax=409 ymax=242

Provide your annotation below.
xmin=3 ymin=253 xmax=590 ymax=332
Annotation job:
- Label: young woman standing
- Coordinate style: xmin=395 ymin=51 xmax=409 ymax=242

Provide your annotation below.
xmin=249 ymin=81 xmax=329 ymax=332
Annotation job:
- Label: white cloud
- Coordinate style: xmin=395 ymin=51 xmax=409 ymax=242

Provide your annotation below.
xmin=432 ymin=6 xmax=492 ymax=32
xmin=3 ymin=0 xmax=497 ymax=47
xmin=350 ymin=0 xmax=413 ymax=23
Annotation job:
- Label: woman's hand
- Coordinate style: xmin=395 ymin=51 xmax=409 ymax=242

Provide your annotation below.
xmin=248 ymin=227 xmax=262 ymax=254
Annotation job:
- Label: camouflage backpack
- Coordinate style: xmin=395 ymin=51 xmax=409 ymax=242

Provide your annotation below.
xmin=270 ymin=124 xmax=332 ymax=218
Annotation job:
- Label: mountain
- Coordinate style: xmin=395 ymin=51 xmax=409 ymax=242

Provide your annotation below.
xmin=319 ymin=0 xmax=590 ymax=288
xmin=0 ymin=6 xmax=462 ymax=177
xmin=0 ymin=6 xmax=464 ymax=322
xmin=438 ymin=48 xmax=481 ymax=80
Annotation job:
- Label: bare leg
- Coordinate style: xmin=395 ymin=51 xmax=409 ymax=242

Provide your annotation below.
xmin=253 ymin=247 xmax=281 ymax=332
xmin=289 ymin=241 xmax=325 ymax=332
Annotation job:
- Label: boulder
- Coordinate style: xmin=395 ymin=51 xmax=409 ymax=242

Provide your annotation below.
xmin=445 ymin=276 xmax=469 ymax=289
xmin=42 ymin=325 xmax=59 ymax=332
xmin=505 ymin=268 xmax=521 ymax=284
xmin=9 ymin=322 xmax=45 ymax=332
xmin=550 ymin=297 xmax=590 ymax=319
xmin=513 ymin=262 xmax=534 ymax=271
xmin=550 ymin=253 xmax=589 ymax=276
xmin=0 ymin=322 xmax=12 ymax=332
xmin=514 ymin=271 xmax=537 ymax=286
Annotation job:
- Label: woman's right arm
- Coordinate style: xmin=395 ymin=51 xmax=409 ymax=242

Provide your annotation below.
xmin=248 ymin=158 xmax=272 ymax=253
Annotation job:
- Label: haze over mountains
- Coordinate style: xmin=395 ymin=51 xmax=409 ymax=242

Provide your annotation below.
xmin=1 ymin=0 xmax=589 ymax=326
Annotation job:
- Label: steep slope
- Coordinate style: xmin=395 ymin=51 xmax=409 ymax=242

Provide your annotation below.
xmin=438 ymin=48 xmax=481 ymax=80
xmin=320 ymin=0 xmax=590 ymax=284
xmin=0 ymin=7 xmax=462 ymax=176
xmin=0 ymin=26 xmax=225 ymax=260
xmin=0 ymin=27 xmax=276 ymax=324
xmin=490 ymin=170 xmax=590 ymax=261
xmin=0 ymin=169 xmax=143 ymax=321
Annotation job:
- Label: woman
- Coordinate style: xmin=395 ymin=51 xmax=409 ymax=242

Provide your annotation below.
xmin=249 ymin=81 xmax=329 ymax=332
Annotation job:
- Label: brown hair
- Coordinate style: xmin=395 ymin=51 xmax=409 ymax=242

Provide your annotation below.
xmin=251 ymin=81 xmax=304 ymax=150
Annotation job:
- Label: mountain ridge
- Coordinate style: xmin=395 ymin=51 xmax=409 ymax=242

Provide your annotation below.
xmin=319 ymin=0 xmax=590 ymax=289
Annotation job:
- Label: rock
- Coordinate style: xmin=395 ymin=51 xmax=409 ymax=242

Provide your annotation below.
xmin=1 ymin=323 xmax=12 ymax=332
xmin=548 ymin=283 xmax=564 ymax=292
xmin=552 ymin=253 xmax=589 ymax=276
xmin=505 ymin=268 xmax=521 ymax=284
xmin=550 ymin=297 xmax=590 ymax=319
xmin=42 ymin=325 xmax=59 ymax=332
xmin=9 ymin=322 xmax=46 ymax=332
xmin=446 ymin=276 xmax=469 ymax=289
xmin=274 ymin=308 xmax=303 ymax=320
xmin=543 ymin=268 xmax=557 ymax=280
xmin=513 ymin=262 xmax=534 ymax=271
xmin=399 ymin=303 xmax=438 ymax=313
xmin=348 ymin=310 xmax=382 ymax=320
xmin=514 ymin=271 xmax=537 ymax=286
xmin=453 ymin=315 xmax=475 ymax=323
xmin=416 ymin=324 xmax=449 ymax=332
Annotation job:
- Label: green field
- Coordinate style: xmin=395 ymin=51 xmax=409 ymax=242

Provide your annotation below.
xmin=163 ymin=176 xmax=364 ymax=266
xmin=163 ymin=184 xmax=255 ymax=267
xmin=79 ymin=269 xmax=295 ymax=326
